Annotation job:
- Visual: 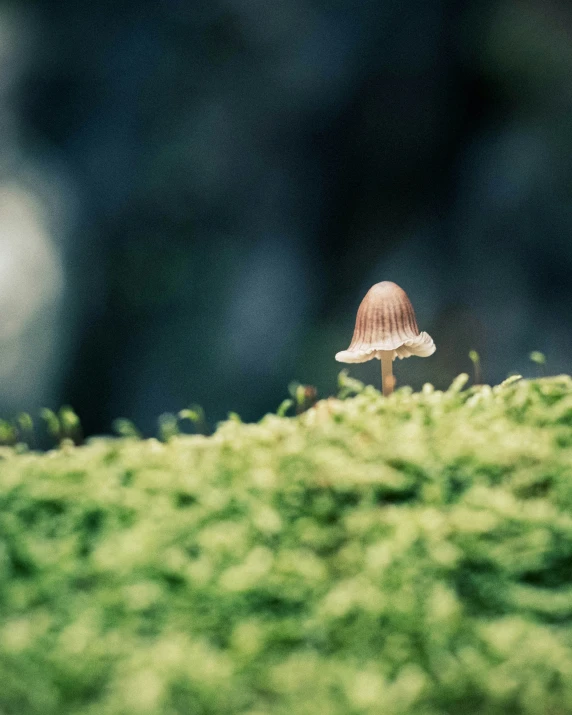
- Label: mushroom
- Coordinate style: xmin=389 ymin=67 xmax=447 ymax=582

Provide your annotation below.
xmin=335 ymin=281 xmax=435 ymax=396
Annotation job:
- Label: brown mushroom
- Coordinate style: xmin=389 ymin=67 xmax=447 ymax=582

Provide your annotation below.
xmin=335 ymin=281 xmax=435 ymax=396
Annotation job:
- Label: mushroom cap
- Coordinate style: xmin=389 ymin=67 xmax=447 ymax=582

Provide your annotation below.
xmin=335 ymin=281 xmax=436 ymax=363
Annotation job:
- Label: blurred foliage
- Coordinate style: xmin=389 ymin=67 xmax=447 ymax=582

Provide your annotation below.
xmin=2 ymin=375 xmax=572 ymax=712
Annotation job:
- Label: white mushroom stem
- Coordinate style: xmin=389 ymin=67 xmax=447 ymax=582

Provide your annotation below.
xmin=380 ymin=351 xmax=395 ymax=397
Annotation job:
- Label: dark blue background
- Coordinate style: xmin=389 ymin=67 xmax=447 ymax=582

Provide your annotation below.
xmin=1 ymin=0 xmax=570 ymax=434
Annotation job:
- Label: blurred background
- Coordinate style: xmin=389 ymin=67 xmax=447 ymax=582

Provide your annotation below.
xmin=0 ymin=0 xmax=571 ymax=436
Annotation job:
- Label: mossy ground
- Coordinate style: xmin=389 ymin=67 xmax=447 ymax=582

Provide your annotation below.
xmin=2 ymin=374 xmax=572 ymax=714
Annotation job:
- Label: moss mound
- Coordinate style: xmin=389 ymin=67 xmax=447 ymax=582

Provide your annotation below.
xmin=3 ymin=375 xmax=572 ymax=714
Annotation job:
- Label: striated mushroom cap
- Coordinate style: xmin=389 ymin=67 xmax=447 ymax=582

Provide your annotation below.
xmin=335 ymin=281 xmax=435 ymax=363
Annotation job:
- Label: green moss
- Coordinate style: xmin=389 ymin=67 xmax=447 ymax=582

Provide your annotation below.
xmin=3 ymin=375 xmax=572 ymax=713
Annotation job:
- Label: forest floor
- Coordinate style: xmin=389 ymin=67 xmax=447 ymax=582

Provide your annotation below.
xmin=2 ymin=373 xmax=572 ymax=714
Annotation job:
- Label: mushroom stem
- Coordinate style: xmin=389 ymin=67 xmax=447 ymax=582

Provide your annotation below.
xmin=380 ymin=351 xmax=395 ymax=396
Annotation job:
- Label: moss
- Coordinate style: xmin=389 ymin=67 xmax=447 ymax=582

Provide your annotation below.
xmin=2 ymin=375 xmax=572 ymax=713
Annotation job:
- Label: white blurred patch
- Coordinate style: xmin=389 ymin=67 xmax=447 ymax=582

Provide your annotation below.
xmin=0 ymin=6 xmax=71 ymax=412
xmin=0 ymin=184 xmax=64 ymax=405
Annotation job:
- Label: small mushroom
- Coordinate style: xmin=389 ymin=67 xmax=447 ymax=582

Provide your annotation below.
xmin=335 ymin=281 xmax=435 ymax=396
